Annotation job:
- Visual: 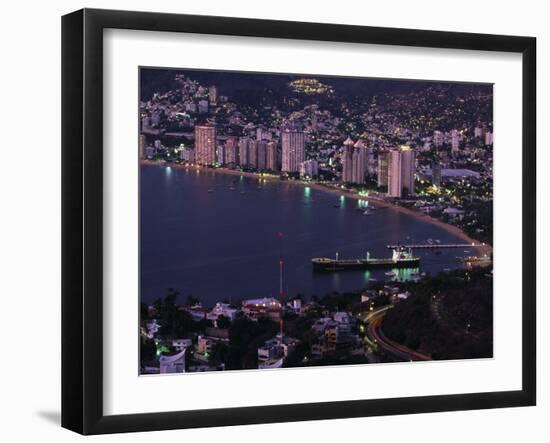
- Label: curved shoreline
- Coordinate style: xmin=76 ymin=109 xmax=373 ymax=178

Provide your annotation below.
xmin=141 ymin=160 xmax=492 ymax=258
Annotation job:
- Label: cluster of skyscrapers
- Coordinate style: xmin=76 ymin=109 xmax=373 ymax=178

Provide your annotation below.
xmin=190 ymin=125 xmax=417 ymax=197
xmin=193 ymin=124 xmax=308 ymax=174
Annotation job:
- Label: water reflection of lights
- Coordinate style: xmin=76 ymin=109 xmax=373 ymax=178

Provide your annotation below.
xmin=363 ymin=270 xmax=371 ymax=282
xmin=390 ymin=268 xmax=420 ymax=282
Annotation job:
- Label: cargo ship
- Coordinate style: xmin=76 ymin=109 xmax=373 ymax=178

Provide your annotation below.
xmin=312 ymin=247 xmax=420 ymax=272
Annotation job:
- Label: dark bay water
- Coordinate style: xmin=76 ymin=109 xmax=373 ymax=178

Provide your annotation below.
xmin=140 ymin=165 xmax=471 ymax=306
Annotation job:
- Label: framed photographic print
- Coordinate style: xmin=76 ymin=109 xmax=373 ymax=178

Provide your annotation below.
xmin=62 ymin=8 xmax=536 ymax=435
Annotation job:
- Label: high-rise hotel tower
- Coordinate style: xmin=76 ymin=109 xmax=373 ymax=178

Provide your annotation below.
xmin=281 ymin=126 xmax=305 ymax=173
xmin=387 ymin=145 xmax=416 ymax=198
xmin=194 ymin=124 xmax=217 ymax=165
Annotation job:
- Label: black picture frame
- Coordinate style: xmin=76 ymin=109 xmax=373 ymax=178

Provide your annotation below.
xmin=62 ymin=8 xmax=536 ymax=435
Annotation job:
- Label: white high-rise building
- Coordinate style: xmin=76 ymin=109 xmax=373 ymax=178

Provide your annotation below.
xmin=387 ymin=145 xmax=416 ymax=198
xmin=238 ymin=137 xmax=249 ymax=167
xmin=485 ymin=131 xmax=493 ymax=145
xmin=266 ymin=141 xmax=279 ymax=171
xmin=224 ymin=136 xmax=238 ymax=165
xmin=299 ymin=159 xmax=319 ymax=178
xmin=433 ymin=130 xmax=444 ymax=147
xmin=474 ymin=126 xmax=485 ymax=138
xmin=197 ymin=99 xmax=209 ymax=114
xmin=216 ymin=144 xmax=225 ymax=165
xmin=248 ymin=138 xmax=258 ymax=169
xmin=377 ymin=151 xmax=389 ymax=187
xmin=281 ymin=127 xmax=305 ymax=173
xmin=209 ymin=85 xmax=217 ymax=104
xmin=451 ymin=129 xmax=460 ymax=154
xmin=351 ymin=139 xmax=367 ymax=184
xmin=341 ymin=137 xmax=354 ymax=183
xmin=256 ymin=140 xmax=267 ymax=170
xmin=194 ymin=124 xmax=216 ymax=165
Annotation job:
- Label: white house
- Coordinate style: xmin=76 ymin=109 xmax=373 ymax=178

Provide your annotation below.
xmin=172 ymin=338 xmax=193 ymax=351
xmin=242 ymin=297 xmax=282 ymax=321
xmin=159 ymin=349 xmax=186 ymax=374
xmin=206 ymin=302 xmax=239 ymax=322
xmin=144 ymin=319 xmax=161 ymax=339
xmin=333 ymin=311 xmax=351 ymax=324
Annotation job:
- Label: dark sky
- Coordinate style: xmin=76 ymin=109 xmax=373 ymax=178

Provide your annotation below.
xmin=139 ymin=67 xmax=493 ymax=102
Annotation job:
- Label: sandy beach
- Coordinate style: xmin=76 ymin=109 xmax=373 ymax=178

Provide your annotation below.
xmin=141 ymin=160 xmax=493 ymax=258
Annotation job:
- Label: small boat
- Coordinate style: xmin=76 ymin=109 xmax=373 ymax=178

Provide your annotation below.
xmin=240 ymin=191 xmax=246 ymax=195
xmin=207 ymin=189 xmax=214 ymax=193
xmin=427 ymin=238 xmax=435 ymax=245
xmin=229 ymin=186 xmax=236 ymax=191
xmin=363 ymin=209 xmax=374 ymax=216
xmin=411 ymin=271 xmax=421 ymax=278
xmin=385 ymin=271 xmax=396 ymax=278
xmin=368 ymin=278 xmax=378 ymax=283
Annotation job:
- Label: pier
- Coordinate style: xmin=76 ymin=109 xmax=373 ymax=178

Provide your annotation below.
xmin=385 ymin=243 xmax=484 ymax=250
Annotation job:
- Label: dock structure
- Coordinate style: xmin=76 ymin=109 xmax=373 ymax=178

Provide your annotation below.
xmin=385 ymin=243 xmax=484 ymax=250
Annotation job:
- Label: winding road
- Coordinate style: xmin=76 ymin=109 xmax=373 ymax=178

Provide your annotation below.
xmin=365 ymin=306 xmax=432 ymax=362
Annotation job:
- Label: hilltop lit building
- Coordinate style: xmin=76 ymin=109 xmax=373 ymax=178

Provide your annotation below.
xmin=387 ymin=145 xmax=416 ymax=198
xmin=194 ymin=124 xmax=217 ymax=165
xmin=281 ymin=126 xmax=305 ymax=173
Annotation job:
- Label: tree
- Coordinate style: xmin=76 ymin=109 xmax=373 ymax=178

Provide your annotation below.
xmin=209 ymin=342 xmax=230 ymax=366
xmin=140 ymin=303 xmax=150 ymax=321
xmin=186 ymin=294 xmax=200 ymax=306
xmin=216 ymin=315 xmax=231 ymax=329
xmin=140 ymin=338 xmax=157 ymax=363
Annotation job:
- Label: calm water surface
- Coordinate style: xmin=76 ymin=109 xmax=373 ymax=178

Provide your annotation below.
xmin=140 ymin=165 xmax=471 ymax=305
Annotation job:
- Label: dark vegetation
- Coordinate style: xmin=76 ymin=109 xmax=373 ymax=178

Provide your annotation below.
xmin=383 ymin=267 xmax=493 ymax=360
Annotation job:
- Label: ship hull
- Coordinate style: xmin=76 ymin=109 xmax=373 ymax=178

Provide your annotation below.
xmin=312 ymin=258 xmax=420 ymax=272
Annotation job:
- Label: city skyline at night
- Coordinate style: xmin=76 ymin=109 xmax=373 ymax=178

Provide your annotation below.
xmin=139 ymin=67 xmax=493 ymax=375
